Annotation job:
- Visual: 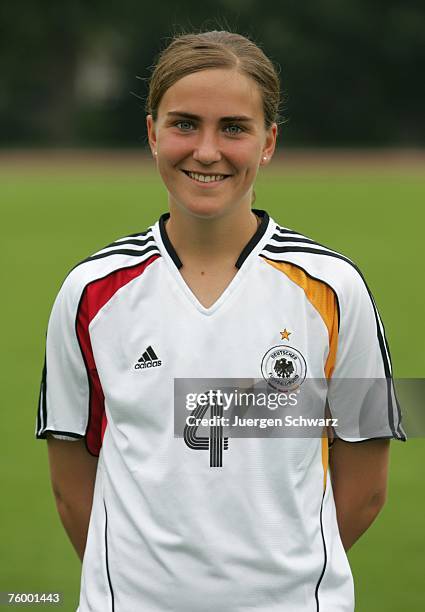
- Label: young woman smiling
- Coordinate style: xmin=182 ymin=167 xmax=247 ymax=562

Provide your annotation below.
xmin=37 ymin=30 xmax=405 ymax=612
xmin=146 ymin=61 xmax=277 ymax=308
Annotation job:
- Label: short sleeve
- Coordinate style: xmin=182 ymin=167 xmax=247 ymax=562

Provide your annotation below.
xmin=35 ymin=264 xmax=108 ymax=457
xmin=35 ymin=271 xmax=92 ymax=443
xmin=327 ymin=265 xmax=406 ymax=442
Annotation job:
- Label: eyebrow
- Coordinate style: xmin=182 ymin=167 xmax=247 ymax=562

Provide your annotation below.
xmin=166 ymin=111 xmax=254 ymax=122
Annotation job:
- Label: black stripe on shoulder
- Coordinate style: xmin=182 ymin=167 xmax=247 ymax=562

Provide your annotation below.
xmin=270 ymin=228 xmax=356 ymax=266
xmin=260 ymin=255 xmax=340 ymax=332
xmin=270 ymin=233 xmax=332 ymax=248
xmin=75 ymin=244 xmax=160 ymax=267
xmin=275 ymin=225 xmax=302 ymax=236
xmin=263 ymin=244 xmax=355 ymax=266
xmin=103 ymin=235 xmax=156 ymax=249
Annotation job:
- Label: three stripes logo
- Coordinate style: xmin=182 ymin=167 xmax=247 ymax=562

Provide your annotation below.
xmin=134 ymin=346 xmax=162 ymax=370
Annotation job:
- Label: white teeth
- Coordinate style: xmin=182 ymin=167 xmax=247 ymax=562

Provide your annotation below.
xmin=187 ymin=171 xmax=226 ymax=183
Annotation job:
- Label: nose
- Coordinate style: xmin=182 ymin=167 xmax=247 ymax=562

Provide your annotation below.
xmin=192 ymin=129 xmax=222 ymax=165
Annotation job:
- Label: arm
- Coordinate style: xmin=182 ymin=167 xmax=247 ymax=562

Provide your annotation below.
xmin=328 ymin=438 xmax=390 ymax=552
xmin=47 ymin=436 xmax=99 ymax=562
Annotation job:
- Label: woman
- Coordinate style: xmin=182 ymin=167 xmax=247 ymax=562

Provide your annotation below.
xmin=36 ymin=30 xmax=405 ymax=611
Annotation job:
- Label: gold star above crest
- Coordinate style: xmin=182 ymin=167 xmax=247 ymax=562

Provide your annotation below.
xmin=280 ymin=328 xmax=291 ymax=341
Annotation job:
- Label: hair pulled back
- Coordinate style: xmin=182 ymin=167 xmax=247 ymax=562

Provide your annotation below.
xmin=145 ymin=30 xmax=282 ymax=131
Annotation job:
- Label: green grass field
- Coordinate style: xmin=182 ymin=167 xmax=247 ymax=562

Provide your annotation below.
xmin=1 ymin=156 xmax=424 ymax=610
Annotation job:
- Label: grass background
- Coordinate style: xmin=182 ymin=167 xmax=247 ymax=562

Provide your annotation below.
xmin=1 ymin=155 xmax=424 ymax=610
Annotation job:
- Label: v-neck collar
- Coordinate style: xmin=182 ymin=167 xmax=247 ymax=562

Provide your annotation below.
xmin=154 ymin=209 xmax=273 ymax=316
xmin=158 ymin=209 xmax=270 ymax=270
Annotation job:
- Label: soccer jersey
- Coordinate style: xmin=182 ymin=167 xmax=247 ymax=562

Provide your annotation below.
xmin=35 ymin=210 xmax=405 ymax=612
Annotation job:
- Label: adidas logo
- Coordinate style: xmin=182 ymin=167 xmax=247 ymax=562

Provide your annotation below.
xmin=134 ymin=346 xmax=162 ymax=370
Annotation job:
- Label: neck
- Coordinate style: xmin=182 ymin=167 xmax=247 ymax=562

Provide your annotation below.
xmin=165 ymin=204 xmax=261 ymax=268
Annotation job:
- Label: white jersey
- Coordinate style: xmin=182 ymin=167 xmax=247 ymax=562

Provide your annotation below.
xmin=36 ymin=210 xmax=405 ymax=612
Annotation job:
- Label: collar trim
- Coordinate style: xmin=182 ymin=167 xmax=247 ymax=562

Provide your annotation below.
xmin=159 ymin=213 xmax=182 ymax=268
xmin=158 ymin=209 xmax=270 ymax=270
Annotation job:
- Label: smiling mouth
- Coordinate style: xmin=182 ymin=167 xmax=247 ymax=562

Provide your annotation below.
xmin=181 ymin=170 xmax=231 ymax=184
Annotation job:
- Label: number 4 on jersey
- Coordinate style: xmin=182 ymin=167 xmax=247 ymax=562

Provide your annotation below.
xmin=183 ymin=392 xmax=229 ymax=467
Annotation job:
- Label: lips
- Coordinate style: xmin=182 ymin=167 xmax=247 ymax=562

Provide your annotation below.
xmin=181 ymin=169 xmax=232 ymax=185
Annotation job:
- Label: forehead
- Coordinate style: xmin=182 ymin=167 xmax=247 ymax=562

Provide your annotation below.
xmin=157 ymin=68 xmax=264 ymax=121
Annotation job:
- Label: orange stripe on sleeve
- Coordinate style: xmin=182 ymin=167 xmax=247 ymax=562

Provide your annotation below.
xmin=321 ymin=436 xmax=329 ymax=490
xmin=263 ymin=258 xmax=339 ymax=490
xmin=262 ymin=259 xmax=339 ymax=377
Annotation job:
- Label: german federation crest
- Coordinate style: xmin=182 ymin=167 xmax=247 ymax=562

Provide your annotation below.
xmin=261 ymin=345 xmax=307 ymax=391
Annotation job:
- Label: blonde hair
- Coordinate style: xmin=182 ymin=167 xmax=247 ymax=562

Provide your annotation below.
xmin=145 ymin=30 xmax=283 ymax=130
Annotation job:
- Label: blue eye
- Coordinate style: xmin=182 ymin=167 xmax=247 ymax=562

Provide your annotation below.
xmin=225 ymin=125 xmax=243 ymax=135
xmin=175 ymin=121 xmax=194 ymax=131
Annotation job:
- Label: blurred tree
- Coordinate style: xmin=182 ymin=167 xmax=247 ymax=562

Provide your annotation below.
xmin=0 ymin=0 xmax=423 ymax=146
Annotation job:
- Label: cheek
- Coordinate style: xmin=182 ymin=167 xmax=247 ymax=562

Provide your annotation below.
xmin=158 ymin=134 xmax=192 ymax=164
xmin=224 ymin=141 xmax=262 ymax=169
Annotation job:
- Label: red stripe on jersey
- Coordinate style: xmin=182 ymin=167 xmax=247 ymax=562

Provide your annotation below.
xmin=76 ymin=255 xmax=160 ymax=455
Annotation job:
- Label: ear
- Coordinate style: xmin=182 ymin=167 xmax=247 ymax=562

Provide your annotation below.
xmin=260 ymin=122 xmax=278 ymax=166
xmin=146 ymin=115 xmax=157 ymax=157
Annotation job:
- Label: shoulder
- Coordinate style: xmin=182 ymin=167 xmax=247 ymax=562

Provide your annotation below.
xmin=54 ymin=224 xmax=162 ymax=310
xmin=260 ymin=220 xmax=370 ymax=305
